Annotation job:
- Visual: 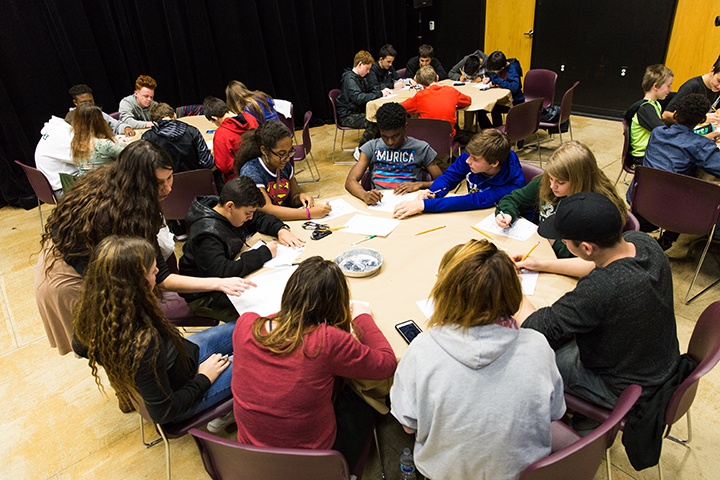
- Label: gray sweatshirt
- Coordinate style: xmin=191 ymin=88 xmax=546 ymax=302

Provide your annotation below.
xmin=118 ymin=94 xmax=157 ymax=129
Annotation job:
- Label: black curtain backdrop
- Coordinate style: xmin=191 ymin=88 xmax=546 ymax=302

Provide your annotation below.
xmin=0 ymin=0 xmax=416 ymax=206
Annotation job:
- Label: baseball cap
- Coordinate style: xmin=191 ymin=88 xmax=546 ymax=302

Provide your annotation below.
xmin=537 ymin=192 xmax=623 ymax=241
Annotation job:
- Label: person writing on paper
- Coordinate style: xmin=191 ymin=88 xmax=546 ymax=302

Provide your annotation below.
xmin=236 ymin=120 xmax=332 ymax=220
xmin=495 ymin=141 xmax=626 ymax=264
xmin=391 ymin=239 xmax=565 ymax=480
xmin=180 ymin=176 xmax=303 ymax=323
xmin=73 ymin=236 xmax=236 ymax=431
xmin=661 ymin=54 xmax=720 ymax=125
xmin=516 ymin=193 xmax=679 ymax=410
xmin=345 ymin=102 xmax=443 ymax=205
xmin=232 ymin=257 xmax=397 ymax=471
xmin=448 ymin=50 xmax=488 ymax=82
xmin=393 ymin=129 xmax=524 ymax=219
xmin=367 ymin=44 xmax=405 ymax=90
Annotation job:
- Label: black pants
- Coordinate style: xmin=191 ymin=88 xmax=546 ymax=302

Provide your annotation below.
xmin=332 ymin=385 xmax=375 ymax=471
xmin=340 ymin=114 xmax=379 ymax=147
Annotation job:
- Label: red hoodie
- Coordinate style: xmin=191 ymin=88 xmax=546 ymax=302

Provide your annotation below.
xmin=213 ymin=113 xmax=259 ymax=181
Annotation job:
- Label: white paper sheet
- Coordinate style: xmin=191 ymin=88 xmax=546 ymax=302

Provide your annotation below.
xmin=247 ymin=242 xmax=305 ymax=268
xmin=520 ymin=270 xmax=539 ymax=295
xmin=319 ymin=198 xmax=359 ymax=221
xmin=205 ymin=139 xmax=213 ymax=150
xmin=474 ymin=213 xmax=538 ymax=241
xmin=343 ymin=214 xmax=401 ymax=237
xmin=366 ymin=190 xmax=418 ymax=213
xmin=273 ymin=99 xmax=293 ymax=119
xmin=226 ymin=266 xmax=297 ymax=317
xmin=416 ymin=298 xmax=435 ymax=319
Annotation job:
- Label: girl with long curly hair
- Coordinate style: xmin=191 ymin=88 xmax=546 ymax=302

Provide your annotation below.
xmin=70 ymin=103 xmax=125 ymax=174
xmin=231 ymin=256 xmax=396 ymax=470
xmin=35 ymin=140 xmax=253 ymax=356
xmin=225 ymin=80 xmax=279 ymax=124
xmin=73 ymin=236 xmax=234 ymax=425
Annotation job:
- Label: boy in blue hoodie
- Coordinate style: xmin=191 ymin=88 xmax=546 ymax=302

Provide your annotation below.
xmin=393 ymin=129 xmax=524 ymax=218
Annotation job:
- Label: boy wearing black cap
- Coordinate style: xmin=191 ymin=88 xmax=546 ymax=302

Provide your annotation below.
xmin=517 ymin=192 xmax=679 ymax=409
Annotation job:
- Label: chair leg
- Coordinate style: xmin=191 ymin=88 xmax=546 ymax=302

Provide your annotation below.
xmin=536 ymin=132 xmax=542 ymax=167
xmin=657 ymin=455 xmax=663 ymax=480
xmin=667 ymin=409 xmax=693 ymax=445
xmin=613 ymin=167 xmax=624 ymax=187
xmin=37 ymin=199 xmax=44 ymax=232
xmin=156 ymin=424 xmax=172 ymax=480
xmin=307 ymin=152 xmax=321 ymax=181
xmin=333 ymin=128 xmax=339 ymax=152
xmin=685 ymin=226 xmax=720 ymax=304
xmin=605 ymin=448 xmax=613 ymax=480
xmin=568 ymin=120 xmax=574 ymax=141
xmin=373 ymin=427 xmax=386 ymax=480
xmin=139 ymin=415 xmax=163 ymax=448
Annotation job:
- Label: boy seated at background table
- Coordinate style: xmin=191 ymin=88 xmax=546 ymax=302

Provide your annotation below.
xmin=118 ymin=74 xmax=158 ymax=129
xmin=401 ymin=65 xmax=472 ymax=138
xmin=345 ymin=102 xmax=443 ymax=205
xmin=179 ymin=176 xmax=303 ymax=323
xmin=393 ymin=129 xmax=524 ymax=219
xmin=448 ymin=49 xmax=488 ymax=82
xmin=483 ymin=51 xmax=526 ymax=127
xmin=368 ymin=44 xmax=405 ymax=90
xmin=627 ymin=64 xmax=674 ymax=164
xmin=405 ymin=44 xmax=448 ymax=81
xmin=65 ymin=84 xmax=135 ymax=137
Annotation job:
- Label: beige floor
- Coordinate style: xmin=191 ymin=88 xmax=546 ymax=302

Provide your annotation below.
xmin=2 ymin=117 xmax=719 ymax=479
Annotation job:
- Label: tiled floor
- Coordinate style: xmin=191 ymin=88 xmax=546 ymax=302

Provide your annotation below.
xmin=2 ymin=117 xmax=719 ymax=479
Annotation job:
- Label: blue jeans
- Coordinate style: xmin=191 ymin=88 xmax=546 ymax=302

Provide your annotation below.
xmin=176 ymin=321 xmax=235 ymax=420
xmin=555 ymin=340 xmax=619 ymax=410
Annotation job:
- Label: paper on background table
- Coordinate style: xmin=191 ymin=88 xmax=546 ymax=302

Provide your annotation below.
xmin=206 ymin=139 xmax=213 ymax=150
xmin=343 ymin=214 xmax=401 ymax=237
xmin=367 ymin=190 xmax=418 ymax=213
xmin=520 ymin=270 xmax=539 ymax=295
xmin=248 ymin=242 xmax=305 ymax=268
xmin=416 ymin=298 xmax=435 ymax=319
xmin=474 ymin=213 xmax=538 ymax=241
xmin=320 ymin=198 xmax=359 ymax=221
xmin=226 ymin=266 xmax=297 ymax=317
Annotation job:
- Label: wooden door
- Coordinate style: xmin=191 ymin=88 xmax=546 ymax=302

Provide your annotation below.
xmin=665 ymin=0 xmax=720 ymax=86
xmin=485 ymin=0 xmax=536 ymax=70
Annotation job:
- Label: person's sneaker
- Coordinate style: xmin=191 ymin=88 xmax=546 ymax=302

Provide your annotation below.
xmin=657 ymin=233 xmax=674 ymax=251
xmin=353 ymin=147 xmax=360 ymax=161
xmin=207 ymin=411 xmax=235 ymax=433
xmin=173 ymin=233 xmax=188 ymax=242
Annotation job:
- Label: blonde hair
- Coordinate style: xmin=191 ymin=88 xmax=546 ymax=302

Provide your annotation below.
xmin=540 ymin=141 xmax=627 ymax=224
xmin=429 ymin=239 xmax=522 ymax=330
xmin=225 ymin=80 xmax=274 ymax=121
xmin=642 ymin=64 xmax=673 ymax=93
xmin=70 ymin=103 xmax=116 ymax=163
xmin=414 ymin=65 xmax=437 ymax=86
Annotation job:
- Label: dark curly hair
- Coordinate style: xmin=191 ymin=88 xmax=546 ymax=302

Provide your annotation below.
xmin=234 ymin=120 xmax=292 ymax=173
xmin=376 ymin=102 xmax=407 ymax=131
xmin=68 ymin=84 xmax=93 ymax=99
xmin=675 ymin=94 xmax=710 ymax=127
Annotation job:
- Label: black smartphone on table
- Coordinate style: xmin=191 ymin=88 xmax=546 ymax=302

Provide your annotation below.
xmin=395 ymin=320 xmax=423 ymax=344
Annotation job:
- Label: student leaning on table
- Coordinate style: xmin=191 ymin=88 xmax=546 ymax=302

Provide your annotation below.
xmin=391 ymin=239 xmax=565 ymax=480
xmin=495 ymin=141 xmax=627 ymax=260
xmin=72 ymin=236 xmax=235 ymax=431
xmin=393 ymin=128 xmax=524 ymax=219
xmin=516 ymin=192 xmax=680 ymax=409
xmin=118 ymin=74 xmax=158 ymax=129
xmin=65 ymin=83 xmax=135 ymax=137
xmin=345 ymin=102 xmax=443 ymax=205
xmin=237 ymin=120 xmax=332 ymax=220
xmin=232 ymin=257 xmax=397 ymax=471
xmin=661 ymin=54 xmax=720 ymax=125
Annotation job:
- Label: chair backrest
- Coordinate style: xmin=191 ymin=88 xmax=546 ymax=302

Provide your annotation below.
xmin=189 ymin=428 xmax=350 ymax=480
xmin=175 ymin=104 xmax=204 ymax=118
xmin=665 ymin=301 xmax=720 ymax=426
xmin=406 ymin=118 xmax=453 ymax=160
xmin=396 ymin=67 xmax=407 ymax=78
xmin=278 ymin=102 xmax=295 ymax=134
xmin=15 ymin=160 xmax=57 ymax=205
xmin=301 ymin=110 xmax=313 ymax=155
xmin=620 ymin=118 xmax=635 ymax=174
xmin=558 ymin=81 xmax=580 ymax=125
xmin=109 ymin=111 xmax=120 ymax=120
xmin=503 ymin=98 xmax=543 ymax=144
xmin=161 ymin=169 xmax=218 ymax=221
xmin=328 ymin=89 xmax=342 ymax=126
xmin=623 ymin=210 xmax=641 ymax=231
xmin=520 ymin=161 xmax=544 ymax=186
xmin=520 ymin=385 xmax=642 ymax=480
xmin=524 ymin=69 xmax=558 ymax=109
xmin=630 ymin=166 xmax=720 ymax=236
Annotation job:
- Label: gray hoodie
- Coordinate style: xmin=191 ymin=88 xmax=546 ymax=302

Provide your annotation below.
xmin=448 ymin=49 xmax=489 ymax=81
xmin=118 ymin=94 xmax=157 ymax=129
xmin=391 ymin=322 xmax=565 ymax=480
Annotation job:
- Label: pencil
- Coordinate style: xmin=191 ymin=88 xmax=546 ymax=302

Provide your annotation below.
xmin=521 ymin=241 xmax=540 ymax=262
xmin=713 ymin=106 xmax=719 ymax=114
xmin=328 ymin=226 xmax=346 ymax=231
xmin=415 ymin=225 xmax=446 ymax=236
xmin=352 ymin=235 xmax=376 ymax=246
xmin=471 ymin=226 xmax=493 ymax=240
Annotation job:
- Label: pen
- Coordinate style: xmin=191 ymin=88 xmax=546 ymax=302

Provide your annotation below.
xmin=416 ymin=225 xmax=446 ymax=236
xmin=521 ymin=241 xmax=540 ymax=262
xmin=352 ymin=235 xmax=377 ymax=246
xmin=428 ymin=187 xmax=446 ymax=195
xmin=471 ymin=226 xmax=493 ymax=240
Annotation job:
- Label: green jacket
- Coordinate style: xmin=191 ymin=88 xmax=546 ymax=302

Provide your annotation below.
xmin=494 ymin=176 xmax=572 ymax=258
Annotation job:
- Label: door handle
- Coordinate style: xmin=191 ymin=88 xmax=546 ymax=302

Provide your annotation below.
xmin=523 ymin=29 xmax=534 ymax=37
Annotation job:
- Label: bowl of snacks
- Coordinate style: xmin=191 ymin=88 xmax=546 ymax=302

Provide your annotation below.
xmin=333 ymin=248 xmax=383 ymax=278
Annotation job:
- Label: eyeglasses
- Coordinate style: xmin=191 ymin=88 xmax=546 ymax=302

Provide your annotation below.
xmin=270 ymin=147 xmax=296 ymax=161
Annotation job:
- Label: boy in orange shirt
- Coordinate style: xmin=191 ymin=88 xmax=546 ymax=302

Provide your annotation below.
xmin=401 ymin=66 xmax=471 ymax=138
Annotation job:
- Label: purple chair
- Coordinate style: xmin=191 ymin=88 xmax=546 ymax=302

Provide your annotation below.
xmin=496 ymin=98 xmax=544 ymax=164
xmin=189 ymin=428 xmax=351 ymax=480
xmin=539 ymin=81 xmax=580 ymax=144
xmin=614 ymin=118 xmax=636 ymax=186
xmin=520 ymin=161 xmax=544 ymax=186
xmin=406 ymin=117 xmax=460 ymax=163
xmin=109 ymin=111 xmax=120 ymax=120
xmin=630 ymin=166 xmax=720 ymax=303
xmin=133 ymin=397 xmax=234 ymax=480
xmin=161 ymin=169 xmax=218 ymax=221
xmin=396 ymin=67 xmax=407 ymax=78
xmin=624 ymin=210 xmax=641 ymax=231
xmin=278 ymin=101 xmax=296 ymax=143
xmin=524 ymin=69 xmax=558 ymax=109
xmin=519 ymin=384 xmax=642 ymax=480
xmin=565 ymin=301 xmax=720 ymax=479
xmin=14 ymin=160 xmax=58 ymax=231
xmin=328 ymin=89 xmax=362 ymax=152
xmin=293 ymin=110 xmax=320 ymax=183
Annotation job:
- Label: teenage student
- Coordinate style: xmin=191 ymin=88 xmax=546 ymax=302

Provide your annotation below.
xmin=232 ymin=256 xmax=397 ymax=470
xmin=391 ymin=239 xmax=565 ymax=480
xmin=495 ymin=141 xmax=627 ymax=264
xmin=662 ymin=54 xmax=720 ymax=124
xmin=237 ymin=120 xmax=332 ymax=220
xmin=368 ymin=44 xmax=405 ymax=90
xmin=393 ymin=129 xmax=524 ymax=219
xmin=225 ymin=80 xmax=280 ymax=125
xmin=70 ymin=103 xmax=125 ymax=175
xmin=65 ymin=84 xmax=134 ymax=136
xmin=405 ymin=44 xmax=448 ymax=81
xmin=73 ymin=235 xmax=236 ymax=431
xmin=118 ymin=74 xmax=158 ymax=129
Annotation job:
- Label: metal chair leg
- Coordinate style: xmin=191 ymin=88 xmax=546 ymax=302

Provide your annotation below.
xmin=373 ymin=427 xmax=386 ymax=480
xmin=657 ymin=455 xmax=663 ymax=480
xmin=568 ymin=120 xmax=574 ymax=141
xmin=667 ymin=409 xmax=693 ymax=445
xmin=685 ymin=225 xmax=720 ymax=304
xmin=37 ymin=199 xmax=43 ymax=232
xmin=605 ymin=448 xmax=613 ymax=480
